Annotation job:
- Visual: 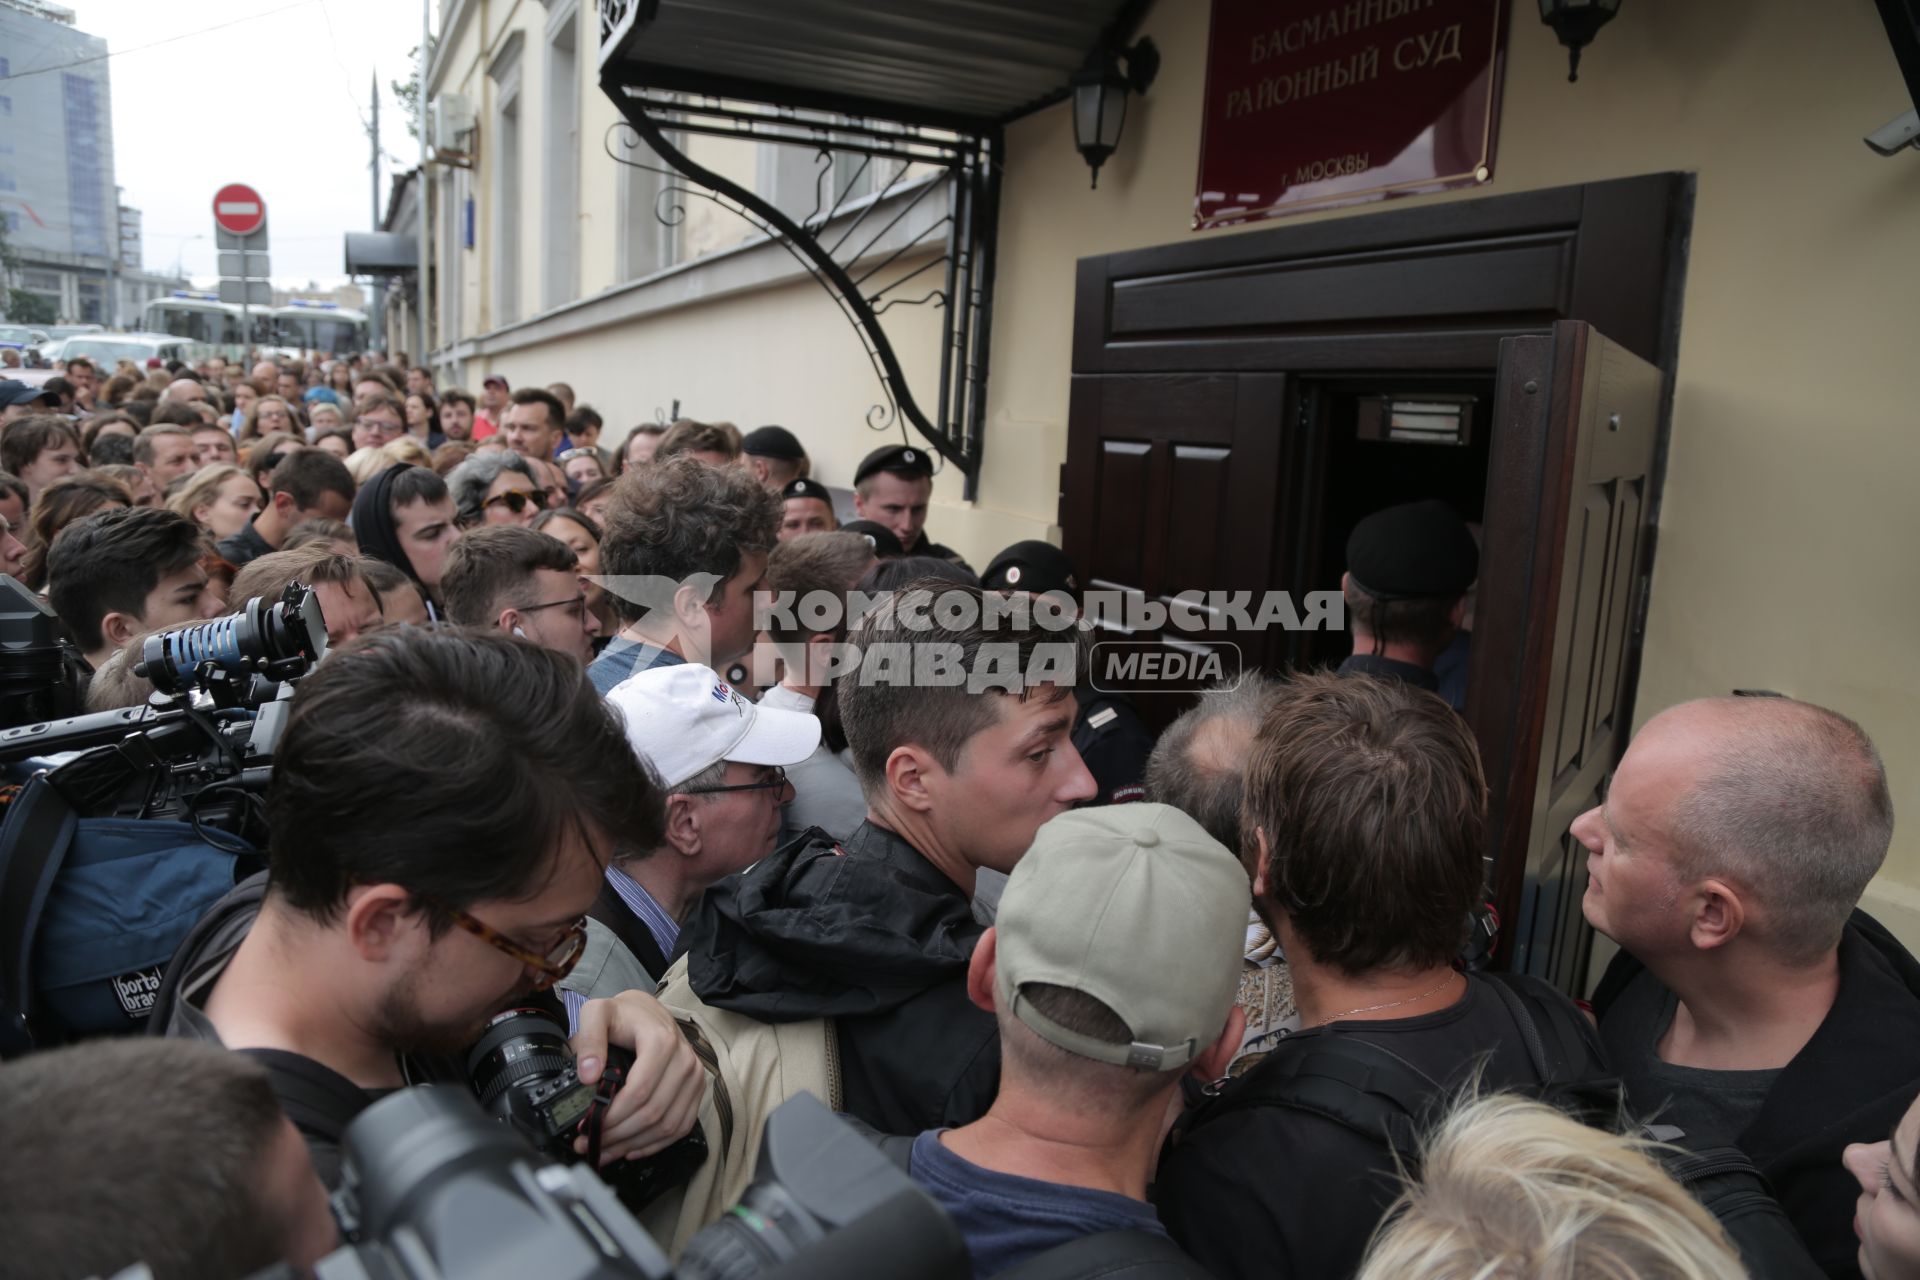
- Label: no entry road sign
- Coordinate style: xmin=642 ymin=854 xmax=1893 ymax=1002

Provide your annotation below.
xmin=212 ymin=184 xmax=266 ymax=237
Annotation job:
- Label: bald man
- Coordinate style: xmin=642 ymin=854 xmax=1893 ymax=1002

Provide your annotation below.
xmin=163 ymin=378 xmax=207 ymax=404
xmin=1582 ymin=697 xmax=1920 ymax=1278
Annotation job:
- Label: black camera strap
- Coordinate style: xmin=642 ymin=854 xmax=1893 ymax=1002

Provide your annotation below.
xmin=0 ymin=774 xmax=78 ymax=1056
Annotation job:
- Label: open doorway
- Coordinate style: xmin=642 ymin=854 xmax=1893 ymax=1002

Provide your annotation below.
xmin=1293 ymin=373 xmax=1498 ymax=674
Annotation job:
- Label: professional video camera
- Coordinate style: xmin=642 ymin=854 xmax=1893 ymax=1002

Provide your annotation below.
xmin=0 ymin=578 xmax=328 ymax=838
xmin=0 ymin=581 xmax=328 ymax=1052
xmin=247 ymin=1086 xmax=967 ymax=1280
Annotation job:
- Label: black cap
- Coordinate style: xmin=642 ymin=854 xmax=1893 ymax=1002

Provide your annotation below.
xmin=840 ymin=520 xmax=905 ymax=558
xmin=853 ymin=443 xmax=933 ymax=486
xmin=0 ymin=380 xmax=57 ymax=410
xmin=982 ymin=540 xmax=1079 ymax=599
xmin=1345 ymin=500 xmax=1478 ymax=600
xmin=743 ymin=425 xmax=807 ymax=461
xmin=781 ymin=477 xmax=831 ymax=503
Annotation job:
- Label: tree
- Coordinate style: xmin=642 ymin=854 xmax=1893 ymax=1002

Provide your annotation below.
xmin=0 ymin=216 xmax=53 ymax=324
xmin=8 ymin=290 xmax=55 ymax=326
xmin=391 ymin=40 xmax=436 ymax=143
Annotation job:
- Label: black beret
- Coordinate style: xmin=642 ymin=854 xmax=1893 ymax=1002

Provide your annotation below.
xmin=982 ymin=540 xmax=1079 ymax=599
xmin=853 ymin=443 xmax=933 ymax=486
xmin=1346 ymin=500 xmax=1478 ymax=600
xmin=781 ymin=477 xmax=831 ymax=503
xmin=743 ymin=425 xmax=806 ymax=461
xmin=840 ymin=519 xmax=905 ymax=558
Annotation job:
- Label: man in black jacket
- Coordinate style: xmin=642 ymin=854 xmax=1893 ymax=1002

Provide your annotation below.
xmin=1153 ymin=673 xmax=1609 ymax=1280
xmin=674 ymin=581 xmax=1097 ymax=1134
xmin=1579 ymin=696 xmax=1920 ymax=1279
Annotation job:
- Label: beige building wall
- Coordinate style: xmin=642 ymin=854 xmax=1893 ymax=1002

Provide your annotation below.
xmin=429 ymin=0 xmax=1920 ymax=935
xmin=983 ymin=0 xmax=1920 ymax=933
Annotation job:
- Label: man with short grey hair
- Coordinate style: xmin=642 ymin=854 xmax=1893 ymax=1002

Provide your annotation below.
xmin=1583 ymin=695 xmax=1920 ymax=1277
xmin=1143 ymin=675 xmax=1296 ymax=1067
xmin=560 ymin=663 xmax=816 ymax=1004
xmin=904 ymin=803 xmax=1244 ymax=1277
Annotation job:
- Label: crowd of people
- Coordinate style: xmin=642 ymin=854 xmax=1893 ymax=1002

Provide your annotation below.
xmin=0 ymin=348 xmax=1915 ymax=1280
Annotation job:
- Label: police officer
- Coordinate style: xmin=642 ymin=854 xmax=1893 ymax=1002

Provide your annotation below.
xmin=742 ymin=424 xmax=810 ymax=492
xmin=851 ymin=444 xmax=969 ymax=568
xmin=982 ymin=539 xmax=1153 ymax=807
xmin=1339 ymin=499 xmax=1478 ymax=709
xmin=778 ymin=477 xmax=838 ymax=539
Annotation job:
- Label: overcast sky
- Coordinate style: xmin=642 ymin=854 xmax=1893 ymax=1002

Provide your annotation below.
xmin=68 ymin=0 xmax=429 ymax=286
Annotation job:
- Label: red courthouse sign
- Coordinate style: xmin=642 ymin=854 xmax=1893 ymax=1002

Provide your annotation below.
xmin=1194 ymin=0 xmax=1509 ymax=230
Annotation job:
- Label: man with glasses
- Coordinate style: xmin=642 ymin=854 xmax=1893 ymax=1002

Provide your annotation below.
xmin=442 ymin=525 xmax=601 ymax=665
xmin=350 ymin=392 xmax=408 ymax=451
xmin=156 ymin=627 xmax=705 ymax=1189
xmin=561 ymin=663 xmax=818 ymax=1001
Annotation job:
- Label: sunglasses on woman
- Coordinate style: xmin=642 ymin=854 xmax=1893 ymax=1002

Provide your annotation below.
xmin=482 ymin=489 xmax=550 ymax=515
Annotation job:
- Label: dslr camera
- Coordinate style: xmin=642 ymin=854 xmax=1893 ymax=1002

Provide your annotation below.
xmin=248 ymin=1085 xmax=966 ymax=1280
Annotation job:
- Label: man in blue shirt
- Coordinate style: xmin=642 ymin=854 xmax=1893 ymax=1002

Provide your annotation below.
xmin=908 ymin=803 xmax=1247 ymax=1279
xmin=587 ymin=456 xmax=782 ymax=695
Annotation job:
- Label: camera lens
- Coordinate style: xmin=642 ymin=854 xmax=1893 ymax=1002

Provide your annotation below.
xmin=678 ymin=1181 xmax=827 ymax=1280
xmin=466 ymin=1008 xmax=578 ymax=1121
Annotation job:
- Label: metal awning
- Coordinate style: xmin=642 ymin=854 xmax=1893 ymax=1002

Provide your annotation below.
xmin=598 ymin=0 xmax=1153 ymax=496
xmin=344 ymin=232 xmax=418 ymax=277
xmin=598 ymin=0 xmax=1142 ymax=130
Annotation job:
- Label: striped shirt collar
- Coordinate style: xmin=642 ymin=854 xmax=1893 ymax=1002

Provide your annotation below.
xmin=604 ymin=861 xmax=679 ymax=960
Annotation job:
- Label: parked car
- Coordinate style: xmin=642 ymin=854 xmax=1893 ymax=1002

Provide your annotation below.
xmin=41 ymin=332 xmax=206 ymax=369
xmin=0 ymin=324 xmax=51 ymax=352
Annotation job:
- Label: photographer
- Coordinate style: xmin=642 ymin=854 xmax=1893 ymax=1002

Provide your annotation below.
xmin=0 ymin=1038 xmax=338 ymax=1280
xmin=153 ymin=627 xmax=706 ymax=1188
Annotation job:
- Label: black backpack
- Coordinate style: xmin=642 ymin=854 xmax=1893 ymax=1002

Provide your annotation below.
xmin=1180 ymin=972 xmax=1823 ymax=1280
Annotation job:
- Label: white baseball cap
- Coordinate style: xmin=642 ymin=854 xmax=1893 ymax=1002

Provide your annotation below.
xmin=606 ymin=663 xmax=820 ymax=788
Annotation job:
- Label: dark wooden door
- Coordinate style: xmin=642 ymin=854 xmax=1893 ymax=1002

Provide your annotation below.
xmin=1060 ymin=372 xmax=1291 ymax=729
xmin=1466 ymin=321 xmax=1663 ymax=993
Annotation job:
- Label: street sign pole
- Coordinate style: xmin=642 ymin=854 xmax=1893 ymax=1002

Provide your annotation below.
xmin=213 ymin=184 xmax=269 ymax=358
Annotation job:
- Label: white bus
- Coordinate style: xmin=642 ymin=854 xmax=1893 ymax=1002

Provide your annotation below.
xmin=273 ymin=302 xmax=368 ymax=357
xmin=141 ymin=294 xmax=270 ymax=357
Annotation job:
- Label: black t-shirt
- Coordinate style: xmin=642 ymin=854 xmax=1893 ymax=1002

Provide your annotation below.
xmin=1600 ymin=973 xmax=1781 ymax=1147
xmin=1154 ymin=973 xmax=1605 ymax=1280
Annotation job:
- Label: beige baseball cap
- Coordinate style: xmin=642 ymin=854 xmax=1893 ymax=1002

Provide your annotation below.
xmin=994 ymin=803 xmax=1250 ymax=1071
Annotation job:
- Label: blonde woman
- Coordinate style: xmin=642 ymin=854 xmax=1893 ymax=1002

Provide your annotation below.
xmin=1357 ymin=1093 xmax=1747 ymax=1280
xmin=344 ymin=438 xmax=432 ymax=488
xmin=166 ymin=464 xmax=261 ymax=542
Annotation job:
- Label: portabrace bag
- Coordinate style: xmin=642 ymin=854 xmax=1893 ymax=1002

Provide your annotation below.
xmin=0 ymin=773 xmax=255 ymax=1056
xmin=640 ymin=952 xmax=841 ymax=1257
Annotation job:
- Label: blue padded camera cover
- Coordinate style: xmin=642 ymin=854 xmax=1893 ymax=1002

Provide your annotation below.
xmin=32 ymin=818 xmax=243 ymax=1035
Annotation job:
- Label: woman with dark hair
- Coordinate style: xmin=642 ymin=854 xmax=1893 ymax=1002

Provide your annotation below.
xmin=405 ymin=390 xmax=441 ymax=447
xmin=19 ymin=472 xmax=132 ymax=590
xmin=80 ymin=413 xmax=139 ymax=462
xmin=574 ymin=476 xmax=615 ymax=527
xmin=532 ymin=506 xmax=613 ymax=639
xmin=243 ymin=432 xmax=306 ymax=496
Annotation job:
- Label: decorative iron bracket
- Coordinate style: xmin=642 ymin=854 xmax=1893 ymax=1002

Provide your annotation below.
xmin=598 ymin=43 xmax=1000 ymax=497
